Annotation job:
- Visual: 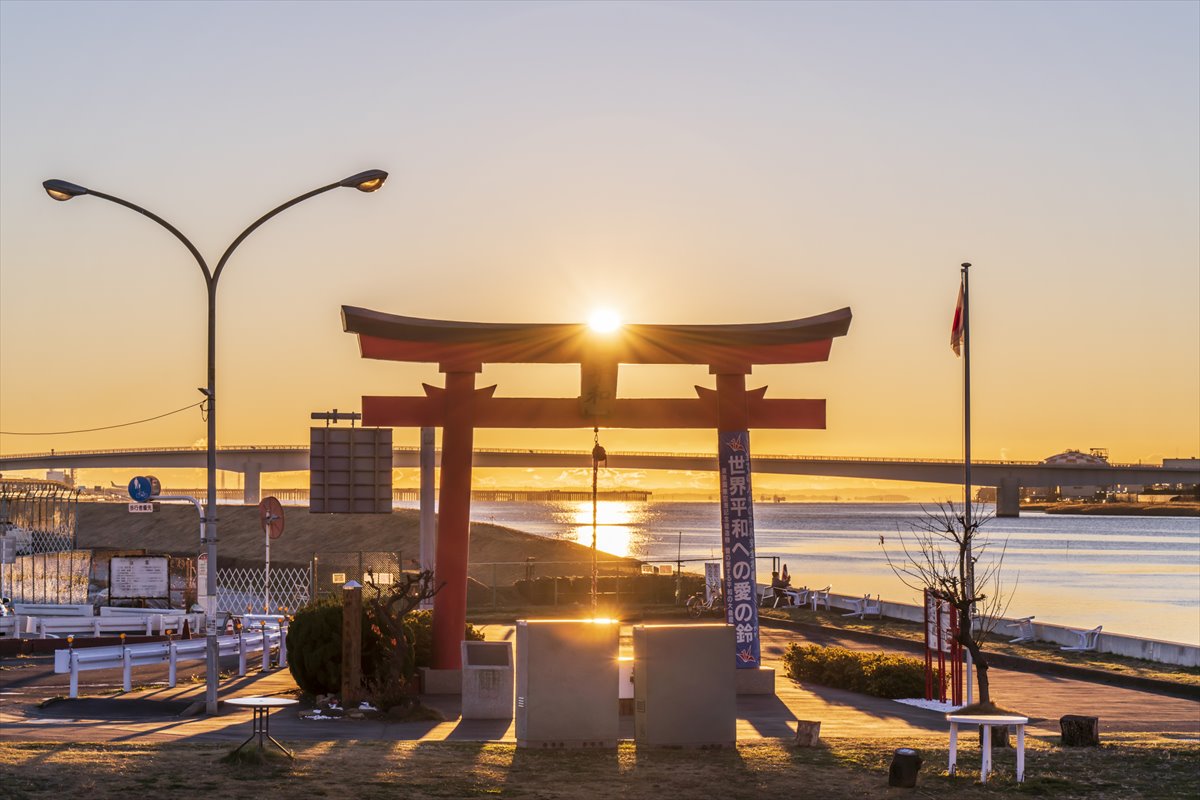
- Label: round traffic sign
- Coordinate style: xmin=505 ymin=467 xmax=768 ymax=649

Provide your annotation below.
xmin=259 ymin=496 xmax=285 ymax=540
xmin=128 ymin=476 xmax=154 ymax=503
xmin=147 ymin=475 xmax=162 ymax=496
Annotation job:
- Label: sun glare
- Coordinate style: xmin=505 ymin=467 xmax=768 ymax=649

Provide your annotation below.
xmin=570 ymin=500 xmax=638 ymax=557
xmin=588 ymin=308 xmax=622 ymax=334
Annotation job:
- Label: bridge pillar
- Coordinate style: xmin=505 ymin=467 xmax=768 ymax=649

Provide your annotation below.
xmin=996 ymin=478 xmax=1020 ymax=518
xmin=242 ymin=465 xmax=262 ymax=506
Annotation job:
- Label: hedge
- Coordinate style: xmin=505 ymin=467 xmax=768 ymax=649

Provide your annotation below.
xmin=781 ymin=644 xmax=931 ymax=699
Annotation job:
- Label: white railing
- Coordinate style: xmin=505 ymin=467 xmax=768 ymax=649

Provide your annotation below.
xmin=24 ymin=614 xmax=200 ymax=639
xmin=53 ymin=626 xmax=287 ymax=698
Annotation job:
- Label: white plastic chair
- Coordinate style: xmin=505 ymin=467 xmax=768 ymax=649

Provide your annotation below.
xmin=785 ymin=586 xmax=810 ymax=607
xmin=1005 ymin=616 xmax=1036 ymax=644
xmin=1061 ymin=625 xmax=1102 ymax=652
xmin=842 ymin=593 xmax=882 ymax=619
xmin=810 ymin=585 xmax=831 ymax=611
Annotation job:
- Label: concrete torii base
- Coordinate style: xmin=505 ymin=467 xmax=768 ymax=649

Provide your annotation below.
xmin=421 ymin=667 xmax=463 ymax=695
xmin=735 ymin=667 xmax=776 ymax=695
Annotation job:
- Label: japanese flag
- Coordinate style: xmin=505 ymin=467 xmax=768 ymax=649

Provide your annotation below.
xmin=950 ymin=279 xmax=964 ymax=356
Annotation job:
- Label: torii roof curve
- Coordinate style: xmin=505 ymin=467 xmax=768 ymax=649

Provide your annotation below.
xmin=342 ymin=305 xmax=853 ymax=369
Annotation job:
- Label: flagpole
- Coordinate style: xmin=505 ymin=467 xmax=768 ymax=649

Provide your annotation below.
xmin=961 ymin=261 xmax=974 ymax=705
xmin=962 ymin=261 xmax=972 ymax=533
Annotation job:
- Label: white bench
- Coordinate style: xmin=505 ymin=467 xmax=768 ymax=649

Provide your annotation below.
xmin=53 ymin=626 xmax=287 ymax=698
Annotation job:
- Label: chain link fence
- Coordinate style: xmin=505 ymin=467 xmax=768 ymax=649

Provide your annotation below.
xmin=0 ymin=480 xmax=79 ymax=555
xmin=216 ymin=566 xmax=311 ymax=615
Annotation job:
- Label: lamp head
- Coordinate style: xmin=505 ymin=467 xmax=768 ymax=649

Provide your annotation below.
xmin=43 ymin=179 xmax=90 ymax=202
xmin=339 ymin=169 xmax=388 ymax=193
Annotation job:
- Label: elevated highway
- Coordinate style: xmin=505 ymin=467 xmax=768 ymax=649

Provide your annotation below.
xmin=2 ymin=446 xmax=1194 ymax=516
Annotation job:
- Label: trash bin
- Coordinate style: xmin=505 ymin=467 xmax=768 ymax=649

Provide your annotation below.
xmin=460 ymin=640 xmax=513 ymax=720
xmin=889 ymin=747 xmax=922 ymax=788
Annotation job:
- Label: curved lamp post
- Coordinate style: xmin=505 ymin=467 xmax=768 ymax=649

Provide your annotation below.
xmin=43 ymin=169 xmax=387 ymax=714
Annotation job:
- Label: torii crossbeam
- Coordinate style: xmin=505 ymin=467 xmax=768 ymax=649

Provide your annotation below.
xmin=343 ymin=305 xmax=852 ymax=670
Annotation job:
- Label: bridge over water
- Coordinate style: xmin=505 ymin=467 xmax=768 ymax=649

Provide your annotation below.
xmin=2 ymin=446 xmax=1194 ymax=516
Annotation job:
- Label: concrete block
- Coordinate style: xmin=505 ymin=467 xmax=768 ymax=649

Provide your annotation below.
xmin=735 ymin=666 xmax=775 ymax=695
xmin=516 ymin=619 xmax=619 ymax=748
xmin=634 ymin=624 xmax=735 ymax=747
xmin=461 ymin=640 xmax=513 ymax=719
xmin=421 ymin=667 xmax=462 ymax=695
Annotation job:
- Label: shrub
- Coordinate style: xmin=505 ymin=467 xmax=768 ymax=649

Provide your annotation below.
xmin=782 ymin=644 xmax=929 ymax=699
xmin=286 ymin=597 xmax=356 ymax=696
xmin=286 ymin=598 xmax=485 ymax=699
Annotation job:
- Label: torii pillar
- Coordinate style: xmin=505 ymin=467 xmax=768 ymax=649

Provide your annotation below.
xmin=342 ymin=305 xmax=852 ymax=670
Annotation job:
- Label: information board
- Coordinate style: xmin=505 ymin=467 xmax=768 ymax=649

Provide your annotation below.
xmin=109 ymin=556 xmax=170 ymax=599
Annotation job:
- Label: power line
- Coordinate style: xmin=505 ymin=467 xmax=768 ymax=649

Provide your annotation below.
xmin=0 ymin=401 xmax=204 ymax=436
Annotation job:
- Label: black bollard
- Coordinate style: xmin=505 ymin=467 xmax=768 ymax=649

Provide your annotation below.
xmin=888 ymin=747 xmax=922 ymax=788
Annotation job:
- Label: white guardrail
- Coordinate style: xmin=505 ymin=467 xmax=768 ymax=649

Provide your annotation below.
xmin=53 ymin=625 xmax=288 ymax=699
xmin=25 ymin=614 xmax=202 ymax=639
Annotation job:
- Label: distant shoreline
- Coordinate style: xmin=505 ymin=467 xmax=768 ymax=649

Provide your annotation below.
xmin=1022 ymin=501 xmax=1200 ymax=517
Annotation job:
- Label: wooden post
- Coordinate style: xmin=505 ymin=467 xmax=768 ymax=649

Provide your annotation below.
xmin=341 ymin=581 xmax=362 ymax=705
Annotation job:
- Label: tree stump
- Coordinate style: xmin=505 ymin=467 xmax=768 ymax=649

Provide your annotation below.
xmin=792 ymin=720 xmax=821 ymax=747
xmin=1060 ymin=715 xmax=1100 ymax=747
xmin=979 ymin=724 xmax=1011 ymax=749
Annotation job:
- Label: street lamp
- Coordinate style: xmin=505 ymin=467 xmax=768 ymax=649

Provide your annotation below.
xmin=42 ymin=168 xmax=388 ymax=715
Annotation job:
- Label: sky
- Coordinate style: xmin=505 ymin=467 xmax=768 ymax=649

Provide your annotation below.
xmin=1 ymin=0 xmax=1197 ymax=493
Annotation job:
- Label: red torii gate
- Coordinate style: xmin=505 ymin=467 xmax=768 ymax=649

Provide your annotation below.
xmin=342 ymin=305 xmax=852 ymax=669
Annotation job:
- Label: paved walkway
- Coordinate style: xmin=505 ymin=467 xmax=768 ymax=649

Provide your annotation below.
xmin=1 ymin=623 xmax=1196 ymax=747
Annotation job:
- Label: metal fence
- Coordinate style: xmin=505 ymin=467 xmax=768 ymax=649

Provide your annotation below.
xmin=216 ymin=566 xmax=311 ymax=615
xmin=464 ymin=560 xmax=698 ymax=608
xmin=311 ymin=551 xmax=412 ymax=600
xmin=0 ymin=480 xmax=79 ymax=555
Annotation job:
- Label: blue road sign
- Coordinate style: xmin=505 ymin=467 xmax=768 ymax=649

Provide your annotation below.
xmin=128 ymin=476 xmax=154 ymax=503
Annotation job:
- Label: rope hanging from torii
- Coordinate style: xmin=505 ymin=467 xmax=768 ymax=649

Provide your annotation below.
xmin=590 ymin=426 xmax=607 ymax=614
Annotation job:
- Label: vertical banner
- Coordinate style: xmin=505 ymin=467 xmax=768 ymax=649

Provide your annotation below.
xmin=704 ymin=562 xmax=722 ymax=604
xmin=718 ymin=430 xmax=760 ymax=668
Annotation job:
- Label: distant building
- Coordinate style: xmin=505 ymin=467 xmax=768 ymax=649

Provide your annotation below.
xmin=1039 ymin=448 xmax=1110 ymax=500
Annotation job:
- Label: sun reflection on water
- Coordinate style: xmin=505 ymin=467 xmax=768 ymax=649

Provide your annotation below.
xmin=564 ymin=500 xmax=644 ymax=558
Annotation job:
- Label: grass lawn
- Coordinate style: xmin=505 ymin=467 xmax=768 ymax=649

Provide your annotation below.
xmin=2 ymin=734 xmax=1196 ymax=799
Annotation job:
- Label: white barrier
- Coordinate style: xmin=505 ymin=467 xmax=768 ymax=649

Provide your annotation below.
xmin=13 ymin=604 xmax=93 ymax=617
xmin=25 ymin=614 xmax=202 ymax=639
xmin=53 ymin=626 xmax=287 ymax=698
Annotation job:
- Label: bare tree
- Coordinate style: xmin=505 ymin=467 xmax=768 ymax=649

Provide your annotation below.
xmin=362 ymin=569 xmax=444 ymax=705
xmin=881 ymin=500 xmax=1012 ymax=706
